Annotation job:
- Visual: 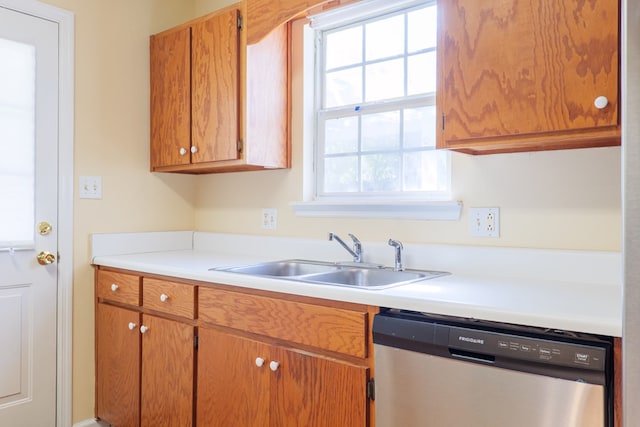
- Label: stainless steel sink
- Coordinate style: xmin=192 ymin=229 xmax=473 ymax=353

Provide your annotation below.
xmin=303 ymin=268 xmax=443 ymax=288
xmin=213 ymin=259 xmax=447 ymax=289
xmin=213 ymin=260 xmax=339 ymax=276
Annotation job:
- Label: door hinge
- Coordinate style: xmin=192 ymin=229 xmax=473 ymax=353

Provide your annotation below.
xmin=238 ymin=15 xmax=243 ymax=30
xmin=366 ymin=378 xmax=375 ymax=400
xmin=237 ymin=139 xmax=244 ymax=153
xmin=194 ymin=335 xmax=199 ymax=350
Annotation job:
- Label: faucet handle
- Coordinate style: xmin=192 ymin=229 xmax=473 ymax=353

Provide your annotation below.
xmin=388 ymin=239 xmax=404 ymax=271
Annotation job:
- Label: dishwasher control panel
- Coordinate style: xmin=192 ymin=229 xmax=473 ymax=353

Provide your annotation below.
xmin=448 ymin=325 xmax=607 ymax=371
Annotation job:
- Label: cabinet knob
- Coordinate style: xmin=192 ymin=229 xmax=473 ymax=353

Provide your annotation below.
xmin=128 ymin=322 xmax=136 ymax=330
xmin=110 ymin=284 xmax=119 ymax=292
xmin=255 ymin=357 xmax=265 ymax=367
xmin=160 ymin=293 xmax=169 ymax=303
xmin=594 ymin=96 xmax=609 ymax=109
xmin=140 ymin=325 xmax=149 ymax=334
xmin=190 ymin=146 xmax=198 ymax=154
xmin=269 ymin=361 xmax=280 ymax=372
xmin=179 ymin=147 xmax=187 ymax=156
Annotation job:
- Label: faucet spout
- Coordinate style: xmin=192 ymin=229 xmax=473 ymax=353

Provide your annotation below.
xmin=329 ymin=232 xmax=362 ymax=263
xmin=388 ymin=239 xmax=404 ymax=271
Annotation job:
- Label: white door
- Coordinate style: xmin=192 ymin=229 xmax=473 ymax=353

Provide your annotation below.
xmin=0 ymin=5 xmax=59 ymax=427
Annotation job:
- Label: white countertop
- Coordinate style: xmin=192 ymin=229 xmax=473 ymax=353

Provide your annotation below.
xmin=91 ymin=231 xmax=622 ymax=337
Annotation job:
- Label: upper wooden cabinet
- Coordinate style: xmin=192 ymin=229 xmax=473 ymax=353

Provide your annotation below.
xmin=437 ymin=0 xmax=621 ymax=154
xmin=150 ymin=4 xmax=290 ymax=173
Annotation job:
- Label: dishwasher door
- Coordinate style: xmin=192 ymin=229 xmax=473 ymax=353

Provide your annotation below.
xmin=375 ymin=344 xmax=605 ymax=427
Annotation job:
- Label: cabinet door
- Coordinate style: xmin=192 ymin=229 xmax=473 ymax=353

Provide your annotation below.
xmin=191 ymin=9 xmax=240 ymax=164
xmin=96 ymin=303 xmax=141 ymax=427
xmin=272 ymin=347 xmax=369 ymax=427
xmin=150 ymin=26 xmax=191 ymax=168
xmin=438 ymin=0 xmax=619 ymax=153
xmin=197 ymin=328 xmax=270 ymax=427
xmin=140 ymin=314 xmax=194 ymax=427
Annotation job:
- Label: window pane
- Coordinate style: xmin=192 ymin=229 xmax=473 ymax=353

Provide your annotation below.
xmin=362 ymin=153 xmax=401 ymax=192
xmin=362 ymin=111 xmax=400 ymax=151
xmin=325 ymin=66 xmax=362 ymax=107
xmin=365 ymin=59 xmax=404 ymax=101
xmin=408 ymin=6 xmax=437 ymax=52
xmin=365 ymin=15 xmax=404 ymax=61
xmin=404 ymin=106 xmax=436 ymax=148
xmin=404 ymin=150 xmax=449 ymax=191
xmin=325 ymin=117 xmax=359 ymax=154
xmin=0 ymin=38 xmax=35 ymax=246
xmin=324 ymin=156 xmax=359 ymax=192
xmin=325 ymin=26 xmax=362 ymax=70
xmin=408 ymin=51 xmax=436 ymax=95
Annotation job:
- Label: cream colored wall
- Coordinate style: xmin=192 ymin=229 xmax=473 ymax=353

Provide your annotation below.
xmin=40 ymin=0 xmax=200 ymax=422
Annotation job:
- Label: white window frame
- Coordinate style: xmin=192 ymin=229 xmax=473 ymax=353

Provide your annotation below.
xmin=291 ymin=0 xmax=462 ymax=220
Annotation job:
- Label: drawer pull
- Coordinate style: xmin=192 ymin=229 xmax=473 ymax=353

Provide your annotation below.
xmin=140 ymin=325 xmax=149 ymax=334
xmin=128 ymin=322 xmax=136 ymax=330
xmin=160 ymin=293 xmax=169 ymax=303
xmin=110 ymin=284 xmax=119 ymax=292
xmin=255 ymin=357 xmax=265 ymax=367
xmin=269 ymin=361 xmax=280 ymax=372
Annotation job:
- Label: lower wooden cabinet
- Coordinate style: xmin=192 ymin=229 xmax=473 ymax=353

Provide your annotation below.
xmin=140 ymin=314 xmax=194 ymax=427
xmin=95 ymin=268 xmax=373 ymax=426
xmin=196 ymin=327 xmax=368 ymax=427
xmin=96 ymin=303 xmax=140 ymax=427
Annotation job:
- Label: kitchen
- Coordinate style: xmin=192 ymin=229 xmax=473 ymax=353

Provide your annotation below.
xmin=0 ymin=0 xmax=634 ymax=425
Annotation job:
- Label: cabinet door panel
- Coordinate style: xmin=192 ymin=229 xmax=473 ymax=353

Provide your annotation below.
xmin=272 ymin=347 xmax=369 ymax=427
xmin=192 ymin=9 xmax=240 ymax=163
xmin=197 ymin=328 xmax=270 ymax=427
xmin=96 ymin=304 xmax=140 ymax=427
xmin=438 ymin=0 xmax=619 ymax=151
xmin=150 ymin=27 xmax=191 ymax=168
xmin=140 ymin=314 xmax=194 ymax=427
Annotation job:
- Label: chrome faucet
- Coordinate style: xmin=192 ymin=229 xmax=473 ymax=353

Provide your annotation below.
xmin=329 ymin=232 xmax=362 ymax=263
xmin=388 ymin=239 xmax=404 ymax=271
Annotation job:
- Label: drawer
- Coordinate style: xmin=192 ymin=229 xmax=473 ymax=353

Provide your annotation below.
xmin=143 ymin=278 xmax=195 ymax=319
xmin=198 ymin=287 xmax=368 ymax=358
xmin=97 ymin=270 xmax=141 ymax=306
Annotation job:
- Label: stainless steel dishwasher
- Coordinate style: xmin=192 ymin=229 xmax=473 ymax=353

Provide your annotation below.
xmin=373 ymin=309 xmax=613 ymax=427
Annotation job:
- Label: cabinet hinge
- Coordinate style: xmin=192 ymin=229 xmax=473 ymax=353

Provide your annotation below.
xmin=366 ymin=379 xmax=375 ymax=400
xmin=237 ymin=139 xmax=243 ymax=153
xmin=237 ymin=15 xmax=243 ymax=30
xmin=194 ymin=335 xmax=199 ymax=350
xmin=441 ymin=114 xmax=445 ymax=132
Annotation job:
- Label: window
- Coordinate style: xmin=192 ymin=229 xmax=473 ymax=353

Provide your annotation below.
xmin=313 ymin=0 xmax=449 ymax=201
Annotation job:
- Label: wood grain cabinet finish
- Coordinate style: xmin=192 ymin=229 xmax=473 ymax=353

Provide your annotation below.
xmin=197 ymin=327 xmax=368 ymax=427
xmin=197 ymin=287 xmax=371 ymax=427
xmin=96 ymin=303 xmax=141 ymax=427
xmin=140 ymin=314 xmax=194 ymax=427
xmin=437 ymin=0 xmax=620 ymax=154
xmin=150 ymin=4 xmax=290 ymax=173
xmin=97 ymin=270 xmax=141 ymax=306
xmin=95 ymin=269 xmax=195 ymax=427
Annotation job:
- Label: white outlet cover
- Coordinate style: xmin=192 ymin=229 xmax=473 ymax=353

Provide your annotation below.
xmin=469 ymin=207 xmax=500 ymax=238
xmin=79 ymin=176 xmax=103 ymax=199
xmin=261 ymin=208 xmax=278 ymax=230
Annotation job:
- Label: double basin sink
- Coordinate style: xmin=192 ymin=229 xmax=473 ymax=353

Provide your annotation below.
xmin=212 ymin=259 xmax=447 ymax=290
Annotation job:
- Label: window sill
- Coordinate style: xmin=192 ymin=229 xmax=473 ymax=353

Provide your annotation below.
xmin=290 ymin=200 xmax=463 ymax=220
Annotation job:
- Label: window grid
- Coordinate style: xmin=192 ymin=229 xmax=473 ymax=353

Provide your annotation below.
xmin=315 ymin=1 xmax=446 ymax=199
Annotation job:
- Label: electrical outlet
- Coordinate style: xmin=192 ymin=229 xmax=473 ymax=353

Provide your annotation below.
xmin=470 ymin=207 xmax=500 ymax=237
xmin=79 ymin=176 xmax=103 ymax=199
xmin=261 ymin=208 xmax=278 ymax=230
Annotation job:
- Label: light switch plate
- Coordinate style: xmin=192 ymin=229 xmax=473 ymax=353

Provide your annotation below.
xmin=79 ymin=176 xmax=102 ymax=199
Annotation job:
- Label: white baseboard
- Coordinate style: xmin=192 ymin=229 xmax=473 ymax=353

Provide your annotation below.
xmin=73 ymin=419 xmax=109 ymax=427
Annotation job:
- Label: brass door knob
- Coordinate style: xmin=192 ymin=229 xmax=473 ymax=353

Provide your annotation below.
xmin=37 ymin=251 xmax=56 ymax=265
